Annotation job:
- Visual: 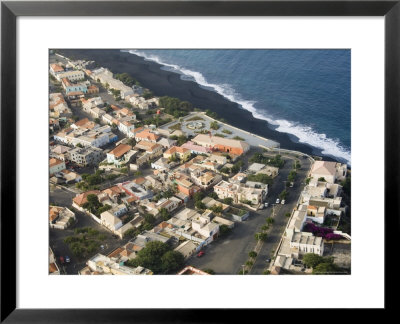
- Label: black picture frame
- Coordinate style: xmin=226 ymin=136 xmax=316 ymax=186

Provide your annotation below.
xmin=1 ymin=0 xmax=398 ymax=322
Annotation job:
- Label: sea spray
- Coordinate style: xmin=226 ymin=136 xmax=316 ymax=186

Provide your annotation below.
xmin=125 ymin=49 xmax=351 ymax=165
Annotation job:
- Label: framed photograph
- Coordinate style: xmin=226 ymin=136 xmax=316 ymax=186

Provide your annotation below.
xmin=1 ymin=0 xmax=398 ymax=321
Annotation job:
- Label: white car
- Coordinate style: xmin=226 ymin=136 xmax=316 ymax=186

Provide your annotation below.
xmin=264 ymin=203 xmax=269 ymax=208
xmin=281 ymin=200 xmax=286 ymax=205
xmin=276 ymin=198 xmax=280 ymax=204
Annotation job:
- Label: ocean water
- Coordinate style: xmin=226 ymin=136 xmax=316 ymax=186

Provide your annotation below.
xmin=124 ymin=49 xmax=351 ymax=165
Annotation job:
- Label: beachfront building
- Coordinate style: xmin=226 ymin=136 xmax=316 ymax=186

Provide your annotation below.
xmin=181 ymin=141 xmax=212 ymax=155
xmin=192 ymin=134 xmax=250 ymax=156
xmin=55 ymin=70 xmax=85 ymax=82
xmin=61 ymin=78 xmax=88 ymax=94
xmin=89 ymin=67 xmax=134 ymax=99
xmin=50 ymin=63 xmax=64 ymax=76
xmin=309 ymin=161 xmax=347 ymax=184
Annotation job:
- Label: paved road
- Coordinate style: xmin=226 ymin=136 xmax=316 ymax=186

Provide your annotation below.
xmin=186 ymin=148 xmax=311 ymax=274
xmin=250 ymin=152 xmax=311 ymax=274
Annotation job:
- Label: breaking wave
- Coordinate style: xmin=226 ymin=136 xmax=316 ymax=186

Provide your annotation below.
xmin=124 ymin=49 xmax=351 ymax=165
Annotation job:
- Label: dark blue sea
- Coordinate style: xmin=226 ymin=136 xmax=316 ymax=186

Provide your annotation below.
xmin=124 ymin=49 xmax=351 ymax=165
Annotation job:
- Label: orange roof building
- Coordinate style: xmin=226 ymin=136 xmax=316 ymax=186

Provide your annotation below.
xmin=107 ymin=144 xmax=132 ymax=159
xmin=49 ymin=158 xmax=66 ymax=175
xmin=73 ymin=190 xmax=101 ymax=207
xmin=134 ymin=129 xmax=159 ymax=143
xmin=163 ymin=146 xmax=191 ymax=160
xmin=50 ymin=63 xmax=64 ymax=73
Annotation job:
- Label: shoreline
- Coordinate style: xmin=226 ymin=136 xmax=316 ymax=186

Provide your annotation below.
xmin=58 ymin=49 xmax=338 ymax=163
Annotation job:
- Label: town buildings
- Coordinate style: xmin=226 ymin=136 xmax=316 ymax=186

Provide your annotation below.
xmin=69 ymin=146 xmax=105 ymax=166
xmin=192 ymin=134 xmax=250 ymax=155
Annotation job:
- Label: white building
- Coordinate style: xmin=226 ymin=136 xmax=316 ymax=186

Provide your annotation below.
xmin=310 ymin=161 xmax=347 ymax=184
xmin=289 ymin=231 xmax=324 ymax=257
xmin=85 ymin=253 xmax=152 ymax=275
xmin=100 ymin=210 xmax=123 ymax=232
xmin=56 ymin=70 xmax=85 ymax=82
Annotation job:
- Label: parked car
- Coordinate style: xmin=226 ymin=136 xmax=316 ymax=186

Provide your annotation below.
xmin=281 ymin=200 xmax=285 ymax=205
xmin=197 ymin=251 xmax=205 ymax=258
xmin=276 ymin=198 xmax=280 ymax=204
xmin=264 ymin=203 xmax=269 ymax=208
xmin=289 ymin=182 xmax=294 ymax=188
xmin=59 ymin=256 xmax=64 ymax=264
xmin=65 ymin=256 xmax=70 ymax=263
xmin=266 ymin=258 xmax=271 ymax=263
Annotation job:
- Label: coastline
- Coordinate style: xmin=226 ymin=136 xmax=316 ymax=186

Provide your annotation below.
xmin=58 ymin=49 xmax=338 ymax=162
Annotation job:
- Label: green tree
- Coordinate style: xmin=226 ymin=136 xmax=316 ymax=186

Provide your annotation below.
xmin=143 ymin=90 xmax=154 ymax=100
xmin=124 ymin=228 xmax=139 ymax=239
xmin=302 ymin=253 xmax=324 ymax=268
xmin=161 ymin=250 xmax=185 ymax=273
xmin=248 ymin=251 xmax=257 ymax=258
xmin=312 ymin=262 xmax=341 ymax=274
xmin=208 ymin=192 xmax=219 ymax=200
xmin=143 ymin=213 xmax=156 ymax=226
xmin=210 ymin=204 xmax=223 ymax=214
xmin=261 ymin=225 xmax=269 ymax=231
xmin=210 ymin=121 xmax=219 ymax=130
xmin=193 ymin=191 xmax=205 ymax=202
xmin=340 ymin=176 xmax=351 ymax=196
xmin=219 ymin=224 xmax=231 ymax=237
xmin=279 ymin=190 xmax=288 ymax=200
xmin=159 ymin=208 xmax=171 ymax=221
xmin=195 ymin=201 xmax=206 ymax=210
xmin=126 ymin=241 xmax=171 ymax=274
xmin=318 ymin=177 xmax=326 ymax=182
xmin=223 ymin=197 xmax=233 ymax=205
xmin=255 ymin=232 xmax=268 ymax=241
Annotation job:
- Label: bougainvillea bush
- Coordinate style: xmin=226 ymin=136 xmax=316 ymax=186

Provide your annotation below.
xmin=303 ymin=223 xmax=342 ymax=240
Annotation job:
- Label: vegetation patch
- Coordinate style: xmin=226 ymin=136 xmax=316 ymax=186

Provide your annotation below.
xmin=125 ymin=241 xmax=185 ymax=274
xmin=64 ymin=227 xmax=108 ymax=259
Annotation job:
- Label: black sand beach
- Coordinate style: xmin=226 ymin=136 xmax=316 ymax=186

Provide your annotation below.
xmin=58 ymin=49 xmax=336 ymax=161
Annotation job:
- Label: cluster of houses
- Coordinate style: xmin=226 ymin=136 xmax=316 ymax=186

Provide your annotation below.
xmin=271 ymin=160 xmax=349 ymax=274
xmin=49 ymin=56 xmax=274 ymax=275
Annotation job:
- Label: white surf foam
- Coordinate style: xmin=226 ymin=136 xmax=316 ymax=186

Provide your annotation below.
xmin=125 ymin=49 xmax=351 ymax=165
